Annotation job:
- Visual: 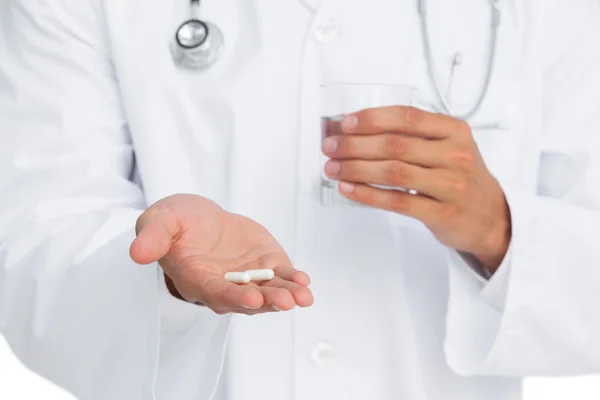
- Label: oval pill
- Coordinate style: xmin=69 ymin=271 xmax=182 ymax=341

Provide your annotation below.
xmin=246 ymin=269 xmax=275 ymax=281
xmin=224 ymin=272 xmax=251 ymax=284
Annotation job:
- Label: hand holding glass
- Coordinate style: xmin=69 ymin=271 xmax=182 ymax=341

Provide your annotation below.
xmin=320 ymin=83 xmax=419 ymax=206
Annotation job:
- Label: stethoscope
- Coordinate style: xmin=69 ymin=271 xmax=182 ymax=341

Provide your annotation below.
xmin=171 ymin=0 xmax=224 ymax=70
xmin=172 ymin=0 xmax=503 ymax=128
xmin=417 ymin=0 xmax=504 ymax=129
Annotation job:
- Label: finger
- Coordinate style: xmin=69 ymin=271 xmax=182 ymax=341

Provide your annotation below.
xmin=325 ymin=160 xmax=461 ymax=202
xmin=177 ymin=269 xmax=265 ymax=310
xmin=273 ymin=265 xmax=311 ymax=286
xmin=225 ymin=282 xmax=297 ymax=315
xmin=213 ymin=283 xmax=283 ymax=315
xmin=199 ymin=286 xmax=283 ymax=317
xmin=261 ymin=278 xmax=314 ymax=308
xmin=325 ymin=159 xmax=424 ymax=189
xmin=130 ymin=211 xmax=178 ymax=265
xmin=231 ymin=304 xmax=283 ymax=316
xmin=340 ymin=106 xmax=470 ymax=139
xmin=255 ymin=285 xmax=296 ymax=311
xmin=337 ymin=182 xmax=447 ymax=227
xmin=323 ymin=133 xmax=446 ymax=167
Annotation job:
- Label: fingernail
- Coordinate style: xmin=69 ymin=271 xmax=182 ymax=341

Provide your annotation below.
xmin=325 ymin=160 xmax=340 ymax=175
xmin=272 ymin=305 xmax=281 ymax=311
xmin=322 ymin=137 xmax=338 ymax=154
xmin=339 ymin=182 xmax=355 ymax=193
xmin=243 ymin=305 xmax=261 ymax=310
xmin=341 ymin=115 xmax=358 ymax=131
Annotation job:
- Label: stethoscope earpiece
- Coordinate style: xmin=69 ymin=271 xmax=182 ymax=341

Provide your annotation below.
xmin=172 ymin=0 xmax=224 ymax=70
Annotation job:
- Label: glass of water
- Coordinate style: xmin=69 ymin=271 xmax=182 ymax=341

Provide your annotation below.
xmin=320 ymin=82 xmax=419 ymax=207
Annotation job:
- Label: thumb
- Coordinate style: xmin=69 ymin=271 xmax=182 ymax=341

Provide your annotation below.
xmin=130 ymin=211 xmax=178 ymax=265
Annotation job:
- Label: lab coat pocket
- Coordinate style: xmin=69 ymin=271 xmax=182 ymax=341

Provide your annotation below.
xmin=537 ymin=150 xmax=594 ymax=203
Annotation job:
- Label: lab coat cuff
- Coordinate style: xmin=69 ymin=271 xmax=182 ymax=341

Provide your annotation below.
xmin=447 ymin=242 xmax=513 ymax=312
xmin=444 ymin=184 xmax=535 ymax=376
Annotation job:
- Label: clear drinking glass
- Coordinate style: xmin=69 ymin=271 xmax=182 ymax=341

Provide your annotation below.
xmin=320 ymin=83 xmax=419 ymax=207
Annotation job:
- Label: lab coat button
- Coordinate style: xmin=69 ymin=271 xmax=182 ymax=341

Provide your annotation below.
xmin=313 ymin=21 xmax=340 ymax=43
xmin=310 ymin=341 xmax=336 ymax=366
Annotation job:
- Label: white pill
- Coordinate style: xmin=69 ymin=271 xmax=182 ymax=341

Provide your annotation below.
xmin=224 ymin=272 xmax=251 ymax=284
xmin=246 ymin=269 xmax=275 ymax=282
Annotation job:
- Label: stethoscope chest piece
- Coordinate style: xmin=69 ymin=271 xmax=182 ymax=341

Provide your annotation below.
xmin=172 ymin=1 xmax=224 ymax=70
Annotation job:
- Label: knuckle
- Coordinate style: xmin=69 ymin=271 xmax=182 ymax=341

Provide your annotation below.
xmin=439 ymin=205 xmax=460 ymax=224
xmin=135 ymin=208 xmax=160 ymax=233
xmin=363 ymin=108 xmax=386 ymax=131
xmin=451 ymin=150 xmax=475 ymax=171
xmin=384 ymin=135 xmax=407 ymax=159
xmin=389 ymin=192 xmax=411 ymax=212
xmin=156 ymin=200 xmax=179 ymax=221
xmin=337 ymin=137 xmax=352 ymax=155
xmin=347 ymin=162 xmax=366 ymax=180
xmin=448 ymin=176 xmax=468 ymax=196
xmin=383 ymin=162 xmax=409 ymax=186
xmin=456 ymin=119 xmax=471 ymax=135
xmin=402 ymin=106 xmax=424 ymax=127
xmin=357 ymin=186 xmax=377 ymax=205
xmin=338 ymin=161 xmax=354 ymax=178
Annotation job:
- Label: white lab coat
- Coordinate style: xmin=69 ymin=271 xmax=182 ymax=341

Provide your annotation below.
xmin=1 ymin=0 xmax=599 ymax=399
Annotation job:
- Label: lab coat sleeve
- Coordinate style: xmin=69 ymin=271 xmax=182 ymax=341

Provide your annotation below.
xmin=0 ymin=2 xmax=230 ymax=399
xmin=447 ymin=244 xmax=513 ymax=311
xmin=444 ymin=1 xmax=600 ymax=377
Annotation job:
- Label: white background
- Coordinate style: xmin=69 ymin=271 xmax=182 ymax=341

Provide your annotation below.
xmin=1 ymin=336 xmax=599 ymax=400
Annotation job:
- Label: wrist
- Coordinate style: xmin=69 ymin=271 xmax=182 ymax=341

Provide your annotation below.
xmin=474 ymin=217 xmax=511 ymax=274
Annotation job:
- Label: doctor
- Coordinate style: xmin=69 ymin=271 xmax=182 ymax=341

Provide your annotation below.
xmin=1 ymin=0 xmax=600 ymax=399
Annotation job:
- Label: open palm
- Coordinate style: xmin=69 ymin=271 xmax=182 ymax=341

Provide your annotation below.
xmin=130 ymin=194 xmax=313 ymax=315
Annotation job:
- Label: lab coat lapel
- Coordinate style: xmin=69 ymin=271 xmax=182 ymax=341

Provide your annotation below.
xmin=106 ymin=0 xmax=211 ymax=204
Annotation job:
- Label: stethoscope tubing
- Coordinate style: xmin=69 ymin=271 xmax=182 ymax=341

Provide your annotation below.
xmin=418 ymin=0 xmax=501 ymax=122
xmin=174 ymin=0 xmax=505 ymax=129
